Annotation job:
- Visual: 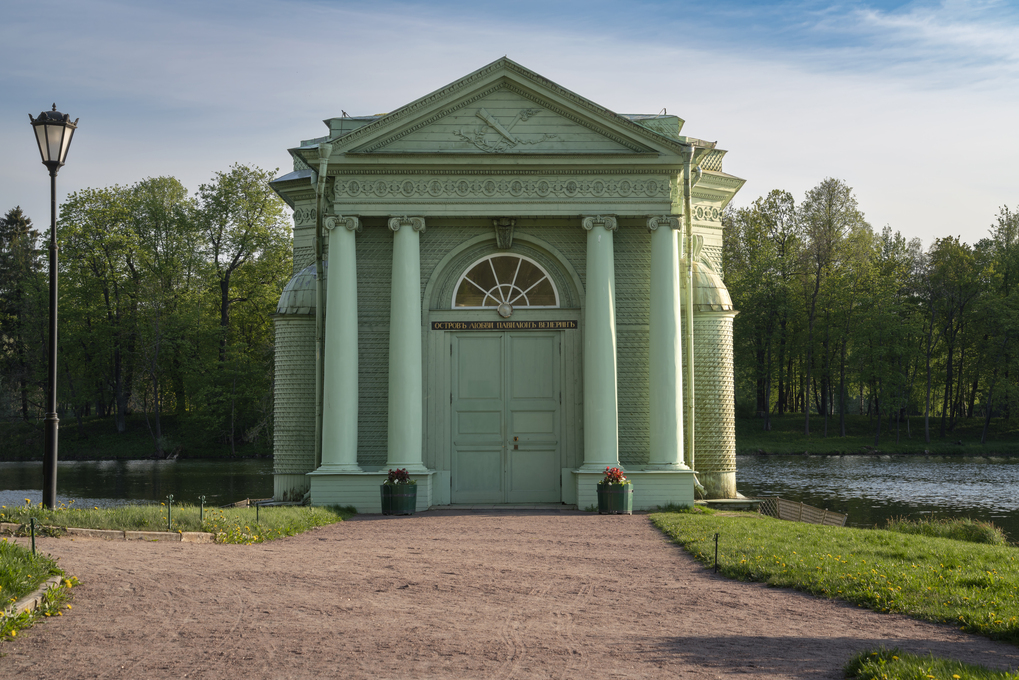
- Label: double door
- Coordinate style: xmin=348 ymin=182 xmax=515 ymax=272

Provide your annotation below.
xmin=451 ymin=332 xmax=561 ymax=503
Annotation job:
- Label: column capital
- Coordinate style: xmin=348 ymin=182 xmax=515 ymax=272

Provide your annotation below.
xmin=581 ymin=215 xmax=617 ymax=232
xmin=388 ymin=216 xmax=426 ymax=233
xmin=325 ymin=215 xmax=361 ymax=233
xmin=646 ymin=215 xmax=679 ymax=232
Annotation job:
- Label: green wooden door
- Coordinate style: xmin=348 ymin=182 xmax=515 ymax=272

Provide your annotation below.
xmin=451 ymin=332 xmax=560 ymax=503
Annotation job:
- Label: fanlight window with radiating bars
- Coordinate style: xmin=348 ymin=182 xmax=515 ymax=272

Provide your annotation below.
xmin=453 ymin=254 xmax=559 ymax=309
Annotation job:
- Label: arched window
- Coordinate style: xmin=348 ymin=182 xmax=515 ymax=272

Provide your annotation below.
xmin=453 ymin=254 xmax=559 ymax=310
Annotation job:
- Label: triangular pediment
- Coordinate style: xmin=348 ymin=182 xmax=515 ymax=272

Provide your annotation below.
xmin=353 ymin=84 xmax=652 ymax=155
xmin=320 ymin=59 xmax=692 ymax=160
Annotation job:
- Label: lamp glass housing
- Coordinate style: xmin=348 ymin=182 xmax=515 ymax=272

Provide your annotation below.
xmin=30 ymin=107 xmax=77 ymax=168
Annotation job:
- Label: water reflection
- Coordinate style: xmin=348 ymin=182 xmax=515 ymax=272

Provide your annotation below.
xmin=0 ymin=459 xmax=272 ymax=508
xmin=736 ymin=455 xmax=1019 ymax=540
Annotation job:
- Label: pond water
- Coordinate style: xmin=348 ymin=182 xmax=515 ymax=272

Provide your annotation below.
xmin=736 ymin=454 xmax=1019 ymax=540
xmin=0 ymin=459 xmax=273 ymax=509
xmin=5 ymin=456 xmax=1019 ymax=540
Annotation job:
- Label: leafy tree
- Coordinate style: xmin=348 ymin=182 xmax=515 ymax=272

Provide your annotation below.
xmin=0 ymin=207 xmax=44 ymax=421
xmin=798 ymin=178 xmax=869 ymax=435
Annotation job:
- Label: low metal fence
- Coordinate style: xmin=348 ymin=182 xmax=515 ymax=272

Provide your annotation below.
xmin=755 ymin=497 xmax=847 ymax=527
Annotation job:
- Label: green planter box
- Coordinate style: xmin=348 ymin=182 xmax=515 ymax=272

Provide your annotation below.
xmin=597 ymin=483 xmax=633 ymax=515
xmin=381 ymin=484 xmax=417 ymax=515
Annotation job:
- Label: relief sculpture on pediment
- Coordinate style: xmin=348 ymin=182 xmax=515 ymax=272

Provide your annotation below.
xmin=453 ymin=107 xmax=559 ymax=153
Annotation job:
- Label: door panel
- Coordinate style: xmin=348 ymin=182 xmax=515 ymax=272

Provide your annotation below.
xmin=452 ymin=331 xmax=560 ymax=504
xmin=452 ymin=334 xmax=505 ymax=503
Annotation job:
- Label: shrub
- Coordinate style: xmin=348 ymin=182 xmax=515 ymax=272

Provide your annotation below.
xmin=885 ymin=516 xmax=1009 ymax=546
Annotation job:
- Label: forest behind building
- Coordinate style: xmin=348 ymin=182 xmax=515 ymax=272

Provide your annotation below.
xmin=1 ymin=170 xmax=1017 ymax=458
xmin=0 ymin=164 xmax=291 ymax=459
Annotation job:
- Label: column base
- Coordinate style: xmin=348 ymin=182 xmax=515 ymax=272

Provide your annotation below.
xmin=644 ymin=462 xmax=691 ymax=471
xmin=313 ymin=463 xmax=363 ymax=474
xmin=699 ymin=471 xmax=737 ymax=499
xmin=383 ymin=462 xmax=430 ymax=473
xmin=577 ymin=462 xmax=620 ymax=473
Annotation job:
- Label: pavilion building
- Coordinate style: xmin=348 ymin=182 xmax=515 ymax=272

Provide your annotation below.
xmin=270 ymin=58 xmax=744 ymax=511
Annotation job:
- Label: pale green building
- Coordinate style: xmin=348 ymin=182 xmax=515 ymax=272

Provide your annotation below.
xmin=270 ymin=59 xmax=744 ymax=511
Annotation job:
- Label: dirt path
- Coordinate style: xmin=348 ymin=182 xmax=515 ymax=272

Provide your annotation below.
xmin=3 ymin=509 xmax=1018 ymax=679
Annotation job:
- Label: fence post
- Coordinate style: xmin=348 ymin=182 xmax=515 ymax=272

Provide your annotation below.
xmin=30 ymin=517 xmax=36 ymax=555
xmin=167 ymin=495 xmax=173 ymax=532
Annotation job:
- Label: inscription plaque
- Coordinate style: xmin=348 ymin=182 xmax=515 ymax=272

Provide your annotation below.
xmin=431 ymin=320 xmax=577 ymax=331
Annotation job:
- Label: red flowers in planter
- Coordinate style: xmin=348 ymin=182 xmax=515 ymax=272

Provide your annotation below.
xmin=386 ymin=468 xmax=413 ymax=485
xmin=602 ymin=466 xmax=629 ymax=485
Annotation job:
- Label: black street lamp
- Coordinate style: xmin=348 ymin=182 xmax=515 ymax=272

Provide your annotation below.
xmin=29 ymin=104 xmax=77 ymax=509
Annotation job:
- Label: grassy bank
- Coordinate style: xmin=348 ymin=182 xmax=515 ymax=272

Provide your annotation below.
xmin=1 ymin=502 xmax=355 ymax=545
xmin=1 ymin=538 xmax=77 ymax=643
xmin=737 ymin=413 xmax=1019 ymax=456
xmin=650 ymin=510 xmax=1019 ymax=644
xmin=0 ymin=413 xmax=270 ymax=461
xmin=0 ymin=538 xmax=62 ymax=605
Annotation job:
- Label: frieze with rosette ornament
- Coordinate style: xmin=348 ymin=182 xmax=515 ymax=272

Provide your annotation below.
xmin=334 ymin=175 xmax=672 ymax=203
xmin=692 ymin=204 xmax=723 ymax=224
xmin=292 ymin=207 xmax=316 ymax=227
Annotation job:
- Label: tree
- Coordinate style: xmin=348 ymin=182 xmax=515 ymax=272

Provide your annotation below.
xmin=724 ymin=190 xmax=800 ymax=429
xmin=798 ymin=178 xmax=869 ymax=435
xmin=0 ymin=207 xmax=44 ymax=421
xmin=196 ymin=164 xmax=290 ymax=363
xmin=190 ymin=164 xmax=291 ymax=452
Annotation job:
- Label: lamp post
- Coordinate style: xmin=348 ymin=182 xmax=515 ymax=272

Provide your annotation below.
xmin=29 ymin=104 xmax=77 ymax=509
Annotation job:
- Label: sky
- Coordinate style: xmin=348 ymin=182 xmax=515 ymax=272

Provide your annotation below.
xmin=2 ymin=0 xmax=1017 ymax=247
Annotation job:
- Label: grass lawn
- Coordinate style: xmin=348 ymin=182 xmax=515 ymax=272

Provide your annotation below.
xmin=1 ymin=502 xmax=355 ymax=545
xmin=737 ymin=413 xmax=1019 ymax=456
xmin=0 ymin=538 xmax=62 ymax=606
xmin=845 ymin=648 xmax=1019 ymax=679
xmin=650 ymin=510 xmax=1019 ymax=644
xmin=0 ymin=538 xmax=77 ymax=643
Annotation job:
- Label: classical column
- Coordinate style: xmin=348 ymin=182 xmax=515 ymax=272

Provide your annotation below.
xmin=386 ymin=216 xmax=427 ymax=472
xmin=319 ymin=216 xmax=362 ymax=472
xmin=580 ymin=215 xmax=620 ymax=470
xmin=646 ymin=215 xmax=687 ymax=469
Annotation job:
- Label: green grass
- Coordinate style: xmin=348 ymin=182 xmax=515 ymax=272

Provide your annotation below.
xmin=0 ymin=538 xmax=62 ymax=605
xmin=736 ymin=413 xmax=1019 ymax=456
xmin=845 ymin=648 xmax=1019 ymax=679
xmin=0 ymin=501 xmax=356 ymax=545
xmin=650 ymin=511 xmax=1019 ymax=644
xmin=0 ymin=539 xmax=78 ymax=644
xmin=885 ymin=516 xmax=1009 ymax=546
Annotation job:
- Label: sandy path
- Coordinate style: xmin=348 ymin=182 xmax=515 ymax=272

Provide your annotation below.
xmin=2 ymin=509 xmax=1017 ymax=679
